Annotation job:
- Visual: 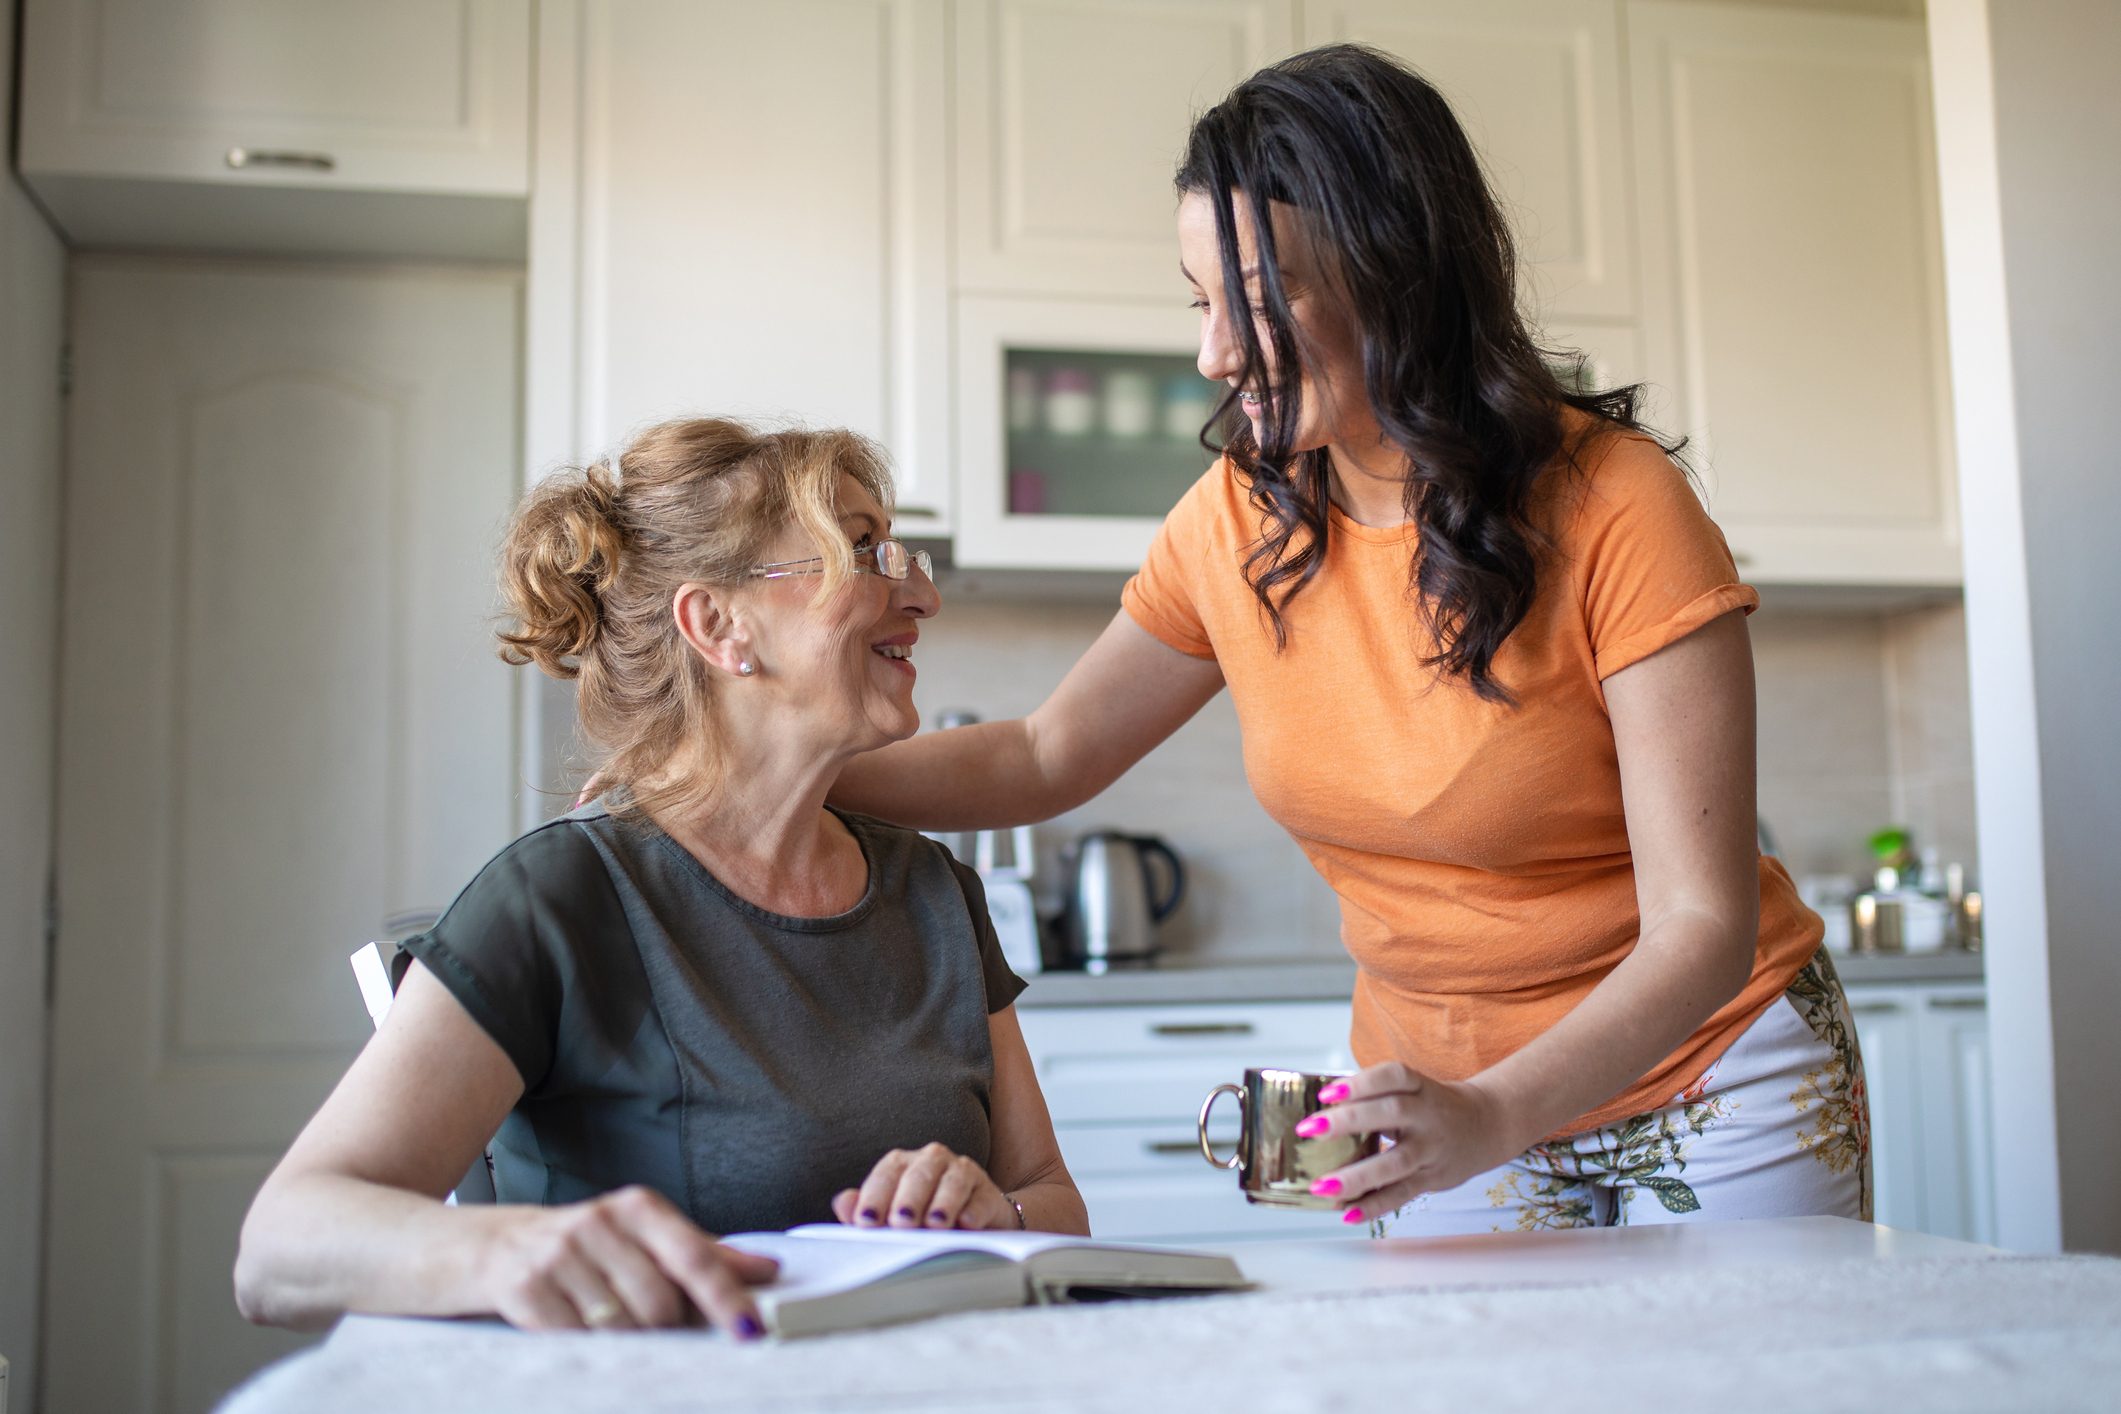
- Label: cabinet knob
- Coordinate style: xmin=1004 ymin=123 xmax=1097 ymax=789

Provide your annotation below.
xmin=226 ymin=147 xmax=337 ymax=173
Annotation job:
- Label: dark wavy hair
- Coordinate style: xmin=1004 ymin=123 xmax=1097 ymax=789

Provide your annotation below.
xmin=1176 ymin=43 xmax=1676 ymax=704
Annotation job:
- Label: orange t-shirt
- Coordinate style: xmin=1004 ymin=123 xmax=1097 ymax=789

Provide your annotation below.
xmin=1121 ymin=427 xmax=1823 ymax=1137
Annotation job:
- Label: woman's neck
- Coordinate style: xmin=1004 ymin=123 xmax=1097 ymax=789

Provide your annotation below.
xmin=1324 ymin=431 xmax=1414 ymax=528
xmin=645 ymin=726 xmax=869 ymax=917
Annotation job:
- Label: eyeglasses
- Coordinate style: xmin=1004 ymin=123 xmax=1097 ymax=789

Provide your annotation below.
xmin=748 ymin=538 xmax=934 ymax=582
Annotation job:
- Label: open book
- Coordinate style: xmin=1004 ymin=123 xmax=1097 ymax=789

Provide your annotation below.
xmin=719 ymin=1225 xmax=1249 ymax=1338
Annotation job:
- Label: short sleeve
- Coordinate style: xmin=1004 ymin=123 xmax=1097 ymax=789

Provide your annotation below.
xmin=944 ymin=855 xmax=1029 ymax=1014
xmin=1563 ymin=434 xmax=1761 ymax=680
xmin=1120 ymin=463 xmax=1225 ymax=660
xmin=396 ymin=822 xmax=618 ymax=1090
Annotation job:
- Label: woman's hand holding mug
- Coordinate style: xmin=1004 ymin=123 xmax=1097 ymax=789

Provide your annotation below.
xmin=832 ymin=1143 xmax=1020 ymax=1231
xmin=1301 ymin=1063 xmax=1526 ymax=1222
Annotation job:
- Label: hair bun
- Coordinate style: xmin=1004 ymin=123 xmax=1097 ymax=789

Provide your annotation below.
xmin=496 ymin=462 xmax=626 ymax=678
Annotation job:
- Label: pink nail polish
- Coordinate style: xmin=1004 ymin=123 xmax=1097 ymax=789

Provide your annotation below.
xmin=1318 ymin=1082 xmax=1351 ymax=1103
xmin=1342 ymin=1208 xmax=1365 ymax=1225
xmin=1309 ymin=1176 xmax=1343 ymax=1197
xmin=1294 ymin=1115 xmax=1331 ymax=1138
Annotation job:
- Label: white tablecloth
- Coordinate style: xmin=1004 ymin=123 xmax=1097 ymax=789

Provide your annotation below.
xmin=218 ymin=1221 xmax=2121 ymax=1414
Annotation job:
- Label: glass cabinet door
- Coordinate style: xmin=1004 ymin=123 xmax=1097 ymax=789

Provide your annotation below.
xmin=956 ymin=296 xmax=1224 ymax=570
xmin=1001 ymin=348 xmax=1225 ymax=519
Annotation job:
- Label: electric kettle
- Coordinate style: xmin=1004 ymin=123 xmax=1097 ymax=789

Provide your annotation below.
xmin=1061 ymin=832 xmax=1185 ymax=973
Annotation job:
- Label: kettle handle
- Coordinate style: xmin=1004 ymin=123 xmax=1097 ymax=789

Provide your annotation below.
xmin=1132 ymin=835 xmax=1186 ymax=924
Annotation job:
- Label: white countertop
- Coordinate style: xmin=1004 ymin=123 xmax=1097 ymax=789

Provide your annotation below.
xmin=218 ymin=1219 xmax=2121 ymax=1414
xmin=1017 ymin=950 xmax=1982 ymax=1007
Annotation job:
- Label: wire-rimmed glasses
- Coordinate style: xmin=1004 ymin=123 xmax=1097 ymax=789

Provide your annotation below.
xmin=748 ymin=538 xmax=934 ymax=582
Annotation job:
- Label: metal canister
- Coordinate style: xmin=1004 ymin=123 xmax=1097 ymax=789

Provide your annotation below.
xmin=1850 ymin=892 xmax=1906 ymax=953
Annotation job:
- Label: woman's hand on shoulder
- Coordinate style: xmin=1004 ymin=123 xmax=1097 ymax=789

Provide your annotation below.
xmin=1301 ymin=1065 xmax=1529 ymax=1223
xmin=831 ymin=1143 xmax=1019 ymax=1232
xmin=479 ymin=1185 xmax=779 ymax=1334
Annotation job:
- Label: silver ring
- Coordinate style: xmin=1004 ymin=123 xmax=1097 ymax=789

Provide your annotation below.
xmin=583 ymin=1300 xmax=623 ymax=1328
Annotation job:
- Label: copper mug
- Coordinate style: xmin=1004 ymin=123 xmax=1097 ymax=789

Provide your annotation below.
xmin=1197 ymin=1067 xmax=1381 ymax=1208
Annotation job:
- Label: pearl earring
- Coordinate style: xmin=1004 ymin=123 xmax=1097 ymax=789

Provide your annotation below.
xmin=738 ymin=661 xmax=754 ymax=677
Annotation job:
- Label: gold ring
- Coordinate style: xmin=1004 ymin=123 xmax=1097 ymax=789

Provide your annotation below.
xmin=583 ymin=1300 xmax=623 ymax=1328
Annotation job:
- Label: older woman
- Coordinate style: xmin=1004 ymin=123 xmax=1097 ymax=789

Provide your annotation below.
xmin=235 ymin=418 xmax=1085 ymax=1338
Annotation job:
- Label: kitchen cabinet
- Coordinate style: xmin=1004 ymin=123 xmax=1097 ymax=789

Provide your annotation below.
xmin=1304 ymin=0 xmax=1636 ymax=323
xmin=1015 ymin=1000 xmax=1366 ymax=1243
xmin=953 ymin=0 xmax=1297 ymax=301
xmin=954 ymin=294 xmax=1220 ymax=569
xmin=1627 ymin=1 xmax=1959 ymax=586
xmin=525 ymin=0 xmax=950 ymax=530
xmin=1844 ymin=979 xmax=1995 ymax=1244
xmin=16 ymin=0 xmax=532 ymax=259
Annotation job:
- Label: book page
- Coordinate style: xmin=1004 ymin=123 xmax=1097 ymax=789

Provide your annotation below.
xmin=720 ymin=1231 xmax=1007 ymax=1304
xmin=770 ymin=1223 xmax=1190 ymax=1263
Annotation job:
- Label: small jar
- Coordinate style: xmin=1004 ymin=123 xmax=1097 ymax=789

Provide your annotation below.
xmin=1103 ymin=370 xmax=1157 ymax=439
xmin=1043 ymin=369 xmax=1096 ymax=436
xmin=1007 ymin=468 xmax=1049 ymax=514
xmin=1007 ymin=367 xmax=1040 ymax=433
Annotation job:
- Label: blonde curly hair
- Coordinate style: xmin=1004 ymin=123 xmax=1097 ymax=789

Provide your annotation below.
xmin=497 ymin=416 xmax=894 ymax=813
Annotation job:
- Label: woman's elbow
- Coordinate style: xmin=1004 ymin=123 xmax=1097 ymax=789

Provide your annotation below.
xmin=232 ymin=1188 xmax=327 ymax=1330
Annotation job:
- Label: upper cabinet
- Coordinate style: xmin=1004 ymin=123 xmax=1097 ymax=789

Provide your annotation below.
xmin=954 ymin=0 xmax=1298 ymax=300
xmin=1305 ymin=1 xmax=1635 ymax=323
xmin=526 ymin=0 xmax=951 ymax=526
xmin=1627 ymin=1 xmax=1959 ymax=585
xmin=17 ymin=0 xmax=532 ymax=259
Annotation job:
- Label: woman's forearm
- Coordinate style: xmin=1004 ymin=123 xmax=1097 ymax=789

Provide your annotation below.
xmin=832 ymin=718 xmax=1076 ymax=831
xmin=234 ymin=1172 xmax=507 ymax=1329
xmin=1470 ymin=912 xmax=1755 ymax=1145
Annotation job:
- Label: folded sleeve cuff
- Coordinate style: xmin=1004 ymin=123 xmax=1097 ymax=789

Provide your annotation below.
xmin=1120 ymin=580 xmax=1217 ymax=660
xmin=1593 ymin=583 xmax=1760 ymax=680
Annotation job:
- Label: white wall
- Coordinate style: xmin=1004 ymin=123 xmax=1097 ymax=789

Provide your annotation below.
xmin=0 ymin=0 xmax=71 ymax=1401
xmin=1930 ymin=0 xmax=2121 ymax=1254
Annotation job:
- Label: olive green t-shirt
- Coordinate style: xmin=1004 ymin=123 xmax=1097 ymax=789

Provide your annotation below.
xmin=398 ymin=805 xmax=1025 ymax=1236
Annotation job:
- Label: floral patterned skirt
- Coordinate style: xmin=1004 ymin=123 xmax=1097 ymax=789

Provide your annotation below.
xmin=1375 ymin=947 xmax=1871 ymax=1235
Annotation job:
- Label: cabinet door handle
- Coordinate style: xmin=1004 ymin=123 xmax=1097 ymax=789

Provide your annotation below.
xmin=226 ymin=147 xmax=337 ymax=172
xmin=1926 ymin=997 xmax=1987 ymax=1011
xmin=1144 ymin=1140 xmax=1203 ymax=1156
xmin=1148 ymin=1022 xmax=1254 ymax=1038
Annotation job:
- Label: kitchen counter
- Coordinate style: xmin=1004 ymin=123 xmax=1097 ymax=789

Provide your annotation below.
xmin=1017 ymin=959 xmax=1356 ymax=1007
xmin=1018 ymin=949 xmax=1981 ymax=1007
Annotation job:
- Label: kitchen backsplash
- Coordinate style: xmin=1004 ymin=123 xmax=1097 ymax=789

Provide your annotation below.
xmin=535 ymin=587 xmax=1976 ymax=965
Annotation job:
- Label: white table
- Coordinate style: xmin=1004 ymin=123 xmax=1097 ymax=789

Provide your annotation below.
xmin=220 ymin=1218 xmax=2121 ymax=1414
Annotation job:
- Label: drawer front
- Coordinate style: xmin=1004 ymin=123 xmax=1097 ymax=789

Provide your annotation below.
xmin=1056 ymin=1124 xmax=1364 ymax=1244
xmin=1018 ymin=1002 xmax=1356 ymax=1125
xmin=1078 ymin=1174 xmax=1366 ymax=1244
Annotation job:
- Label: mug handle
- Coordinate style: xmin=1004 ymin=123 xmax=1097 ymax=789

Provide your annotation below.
xmin=1198 ymin=1083 xmax=1246 ymax=1171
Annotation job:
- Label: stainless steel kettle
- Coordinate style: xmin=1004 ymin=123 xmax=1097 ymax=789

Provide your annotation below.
xmin=1061 ymin=832 xmax=1185 ymax=973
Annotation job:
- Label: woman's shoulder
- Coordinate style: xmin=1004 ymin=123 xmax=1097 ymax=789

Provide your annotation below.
xmin=1542 ymin=412 xmax=1707 ymax=552
xmin=831 ymin=809 xmax=959 ymax=876
xmin=429 ymin=811 xmax=621 ymax=935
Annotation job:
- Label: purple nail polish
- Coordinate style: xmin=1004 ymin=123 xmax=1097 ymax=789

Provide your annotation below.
xmin=735 ymin=1314 xmax=763 ymax=1339
xmin=1342 ymin=1208 xmax=1366 ymax=1225
xmin=929 ymin=1209 xmax=948 ymax=1222
xmin=1310 ymin=1176 xmax=1343 ymax=1197
xmin=1318 ymin=1081 xmax=1351 ymax=1103
xmin=1294 ymin=1115 xmax=1330 ymax=1138
xmin=858 ymin=1208 xmax=879 ymax=1223
xmin=897 ymin=1206 xmax=915 ymax=1220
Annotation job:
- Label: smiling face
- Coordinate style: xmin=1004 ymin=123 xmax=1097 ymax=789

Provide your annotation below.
xmin=737 ymin=473 xmax=939 ymax=753
xmin=1177 ymin=189 xmax=1381 ymax=463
